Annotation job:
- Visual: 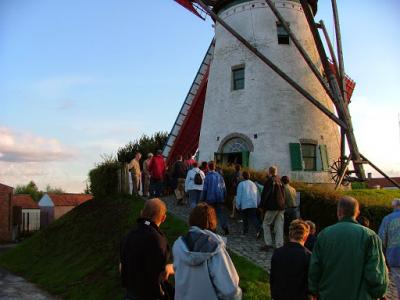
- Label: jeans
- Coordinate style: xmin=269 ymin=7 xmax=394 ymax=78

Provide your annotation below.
xmin=188 ymin=190 xmax=202 ymax=209
xmin=263 ymin=210 xmax=284 ymax=248
xmin=241 ymin=208 xmax=261 ymax=234
xmin=210 ymin=203 xmax=228 ymax=230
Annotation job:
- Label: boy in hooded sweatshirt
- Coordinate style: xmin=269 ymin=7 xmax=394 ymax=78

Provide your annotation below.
xmin=172 ymin=203 xmax=242 ymax=300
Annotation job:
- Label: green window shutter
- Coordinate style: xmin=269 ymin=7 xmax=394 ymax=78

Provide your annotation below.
xmin=242 ymin=151 xmax=250 ymax=168
xmin=316 ymin=145 xmax=322 ymax=171
xmin=289 ymin=143 xmax=303 ymax=171
xmin=319 ymin=144 xmax=329 ymax=171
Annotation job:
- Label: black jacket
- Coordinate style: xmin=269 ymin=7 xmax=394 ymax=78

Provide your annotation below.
xmin=120 ymin=218 xmax=169 ymax=300
xmin=270 ymin=242 xmax=311 ymax=300
xmin=260 ymin=176 xmax=285 ymax=211
xmin=172 ymin=160 xmax=187 ymax=179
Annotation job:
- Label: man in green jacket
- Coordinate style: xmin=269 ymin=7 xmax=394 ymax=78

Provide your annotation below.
xmin=308 ymin=196 xmax=388 ymax=300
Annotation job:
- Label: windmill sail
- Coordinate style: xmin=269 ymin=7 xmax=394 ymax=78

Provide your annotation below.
xmin=162 ymin=40 xmax=215 ymax=165
xmin=174 ymin=0 xmax=207 ymax=19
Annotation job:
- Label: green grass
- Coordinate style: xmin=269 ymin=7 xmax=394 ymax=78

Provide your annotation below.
xmin=0 ymin=195 xmax=269 ymax=299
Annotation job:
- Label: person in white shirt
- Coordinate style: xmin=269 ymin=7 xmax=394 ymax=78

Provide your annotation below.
xmin=185 ymin=162 xmax=205 ymax=209
xmin=236 ymin=171 xmax=262 ymax=237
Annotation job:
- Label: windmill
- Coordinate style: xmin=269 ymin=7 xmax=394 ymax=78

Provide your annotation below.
xmin=165 ymin=0 xmax=399 ymax=189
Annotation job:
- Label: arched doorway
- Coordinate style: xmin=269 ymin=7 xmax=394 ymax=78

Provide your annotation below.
xmin=215 ymin=134 xmax=253 ymax=167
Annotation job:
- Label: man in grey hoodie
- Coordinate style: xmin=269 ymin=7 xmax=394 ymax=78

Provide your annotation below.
xmin=172 ymin=203 xmax=242 ymax=300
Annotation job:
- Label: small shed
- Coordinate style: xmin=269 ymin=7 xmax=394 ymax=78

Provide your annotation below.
xmin=13 ymin=194 xmax=40 ymax=233
xmin=0 ymin=183 xmax=14 ymax=242
xmin=38 ymin=193 xmax=93 ymax=227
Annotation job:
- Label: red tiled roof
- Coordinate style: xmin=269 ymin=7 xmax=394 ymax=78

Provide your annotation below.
xmin=13 ymin=194 xmax=39 ymax=209
xmin=47 ymin=193 xmax=93 ymax=206
xmin=367 ymin=177 xmax=400 ymax=188
xmin=0 ymin=183 xmax=14 ymax=192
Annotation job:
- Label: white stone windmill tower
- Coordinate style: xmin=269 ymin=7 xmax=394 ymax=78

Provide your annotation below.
xmin=164 ymin=0 xmax=400 ymax=188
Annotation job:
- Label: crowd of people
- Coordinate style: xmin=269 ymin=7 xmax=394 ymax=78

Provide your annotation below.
xmin=123 ymin=153 xmax=399 ymax=299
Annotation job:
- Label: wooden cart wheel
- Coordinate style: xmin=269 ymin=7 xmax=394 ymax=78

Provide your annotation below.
xmin=329 ymin=158 xmax=350 ymax=186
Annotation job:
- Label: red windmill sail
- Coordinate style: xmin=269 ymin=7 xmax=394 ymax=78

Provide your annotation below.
xmin=174 ymin=0 xmax=205 ymax=19
xmin=162 ymin=41 xmax=215 ymax=166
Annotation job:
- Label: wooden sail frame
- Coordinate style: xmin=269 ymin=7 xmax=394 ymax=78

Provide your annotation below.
xmin=174 ymin=0 xmax=400 ymax=189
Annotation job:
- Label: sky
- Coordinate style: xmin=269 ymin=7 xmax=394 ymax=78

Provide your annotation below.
xmin=1 ymin=0 xmax=399 ymax=192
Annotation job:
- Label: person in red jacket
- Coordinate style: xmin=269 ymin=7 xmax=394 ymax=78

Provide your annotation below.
xmin=148 ymin=150 xmax=166 ymax=197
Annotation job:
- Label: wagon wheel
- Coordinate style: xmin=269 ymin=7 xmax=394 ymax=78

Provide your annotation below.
xmin=329 ymin=157 xmax=351 ymax=186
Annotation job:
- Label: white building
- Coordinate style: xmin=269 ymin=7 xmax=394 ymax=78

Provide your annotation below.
xmin=165 ymin=0 xmax=341 ymax=183
xmin=13 ymin=194 xmax=40 ymax=233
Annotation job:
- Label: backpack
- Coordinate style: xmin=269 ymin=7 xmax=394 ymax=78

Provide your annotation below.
xmin=194 ymin=172 xmax=203 ymax=185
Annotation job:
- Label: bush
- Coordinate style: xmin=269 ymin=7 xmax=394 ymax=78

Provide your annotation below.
xmin=219 ymin=166 xmax=399 ymax=232
xmin=88 ymin=155 xmax=121 ymax=198
xmin=117 ymin=132 xmax=168 ymax=163
xmin=298 ymin=187 xmax=397 ymax=232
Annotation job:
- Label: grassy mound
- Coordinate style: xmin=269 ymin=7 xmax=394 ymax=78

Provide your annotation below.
xmin=0 ymin=195 xmax=269 ymax=299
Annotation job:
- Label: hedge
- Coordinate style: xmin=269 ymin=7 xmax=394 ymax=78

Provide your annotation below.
xmin=220 ymin=167 xmax=399 ymax=232
xmin=88 ymin=156 xmax=121 ymax=198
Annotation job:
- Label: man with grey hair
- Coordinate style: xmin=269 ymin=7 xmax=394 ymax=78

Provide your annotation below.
xmin=379 ymin=198 xmax=400 ymax=298
xmin=309 ymin=196 xmax=388 ymax=299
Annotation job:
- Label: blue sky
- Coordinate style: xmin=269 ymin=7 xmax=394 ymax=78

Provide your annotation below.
xmin=1 ymin=1 xmax=399 ymax=192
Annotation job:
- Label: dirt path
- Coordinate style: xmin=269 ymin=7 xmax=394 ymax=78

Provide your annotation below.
xmin=0 ymin=245 xmax=58 ymax=300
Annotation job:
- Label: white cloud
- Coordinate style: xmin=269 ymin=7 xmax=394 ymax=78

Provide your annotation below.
xmin=0 ymin=161 xmax=88 ymax=193
xmin=0 ymin=127 xmax=76 ymax=162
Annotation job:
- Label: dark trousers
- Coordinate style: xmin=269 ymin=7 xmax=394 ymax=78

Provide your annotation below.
xmin=150 ymin=178 xmax=164 ymax=197
xmin=210 ymin=203 xmax=228 ymax=230
xmin=284 ymin=207 xmax=297 ymax=235
xmin=241 ymin=208 xmax=261 ymax=234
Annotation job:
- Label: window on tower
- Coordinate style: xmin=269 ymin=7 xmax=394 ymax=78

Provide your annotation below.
xmin=301 ymin=143 xmax=317 ymax=171
xmin=277 ymin=23 xmax=290 ymax=44
xmin=289 ymin=142 xmax=329 ymax=172
xmin=232 ymin=66 xmax=245 ymax=90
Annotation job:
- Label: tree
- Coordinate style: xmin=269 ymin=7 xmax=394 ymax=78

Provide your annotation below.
xmin=14 ymin=181 xmax=43 ymax=201
xmin=45 ymin=184 xmax=65 ymax=194
xmin=117 ymin=131 xmax=168 ymax=163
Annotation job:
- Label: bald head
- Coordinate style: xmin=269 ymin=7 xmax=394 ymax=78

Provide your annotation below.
xmin=337 ymin=196 xmax=360 ymax=220
xmin=141 ymin=198 xmax=167 ymax=226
